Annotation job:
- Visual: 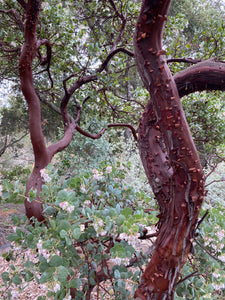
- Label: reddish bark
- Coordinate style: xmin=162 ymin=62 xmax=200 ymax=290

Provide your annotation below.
xmin=174 ymin=60 xmax=225 ymax=97
xmin=133 ymin=1 xmax=205 ymax=299
xmin=19 ymin=0 xmax=79 ymax=221
xmin=18 ymin=0 xmax=137 ymax=222
xmin=17 ymin=1 xmax=224 ymax=298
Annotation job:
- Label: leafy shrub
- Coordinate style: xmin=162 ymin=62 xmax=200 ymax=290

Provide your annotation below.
xmin=1 ymin=165 xmax=31 ymax=184
xmin=1 ymin=162 xmax=225 ymax=299
xmin=182 ymin=91 xmax=225 ymax=167
xmin=1 ymin=162 xmax=157 ymax=299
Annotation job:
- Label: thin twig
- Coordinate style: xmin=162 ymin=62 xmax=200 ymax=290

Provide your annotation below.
xmin=205 ymin=179 xmax=225 ymax=187
xmin=0 ymin=8 xmax=24 ymax=31
xmin=167 ymin=58 xmax=201 ymax=64
xmin=205 ymin=154 xmax=225 ymax=180
xmin=196 ymin=210 xmax=209 ymax=230
xmin=36 ymin=39 xmax=53 ymax=88
xmin=195 ymin=239 xmax=221 ymax=262
xmin=175 ymin=271 xmax=199 ymax=286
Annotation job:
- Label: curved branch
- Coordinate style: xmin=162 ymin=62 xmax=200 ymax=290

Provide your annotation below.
xmin=174 ymin=60 xmax=225 ymax=97
xmin=47 ymin=122 xmax=77 ymax=158
xmin=75 ymin=125 xmax=106 ymax=139
xmin=74 ymin=122 xmax=137 ymax=141
xmin=60 ymin=74 xmax=97 ymax=126
xmin=167 ymin=58 xmax=201 ymax=64
xmin=194 ymin=239 xmax=221 ymax=262
xmin=36 ymin=39 xmax=52 ymax=66
xmin=107 ymin=123 xmax=137 ymax=140
xmin=36 ymin=39 xmax=53 ymax=87
xmin=175 ymin=271 xmax=199 ymax=286
xmin=0 ymin=136 xmax=8 ymax=157
xmin=0 ymin=132 xmax=28 ymax=157
xmin=60 ymin=47 xmax=134 ymax=126
xmin=0 ymin=41 xmax=21 ymax=53
xmin=108 ymin=0 xmax=126 ymax=52
xmin=98 ymin=47 xmax=134 ymax=72
xmin=0 ymin=8 xmax=24 ymax=31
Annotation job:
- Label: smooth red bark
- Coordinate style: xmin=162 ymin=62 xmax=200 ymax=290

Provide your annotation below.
xmin=174 ymin=60 xmax=225 ymax=97
xmin=19 ymin=0 xmax=80 ymax=221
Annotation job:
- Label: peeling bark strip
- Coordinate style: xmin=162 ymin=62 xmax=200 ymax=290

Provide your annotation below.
xmin=133 ymin=1 xmax=205 ymax=299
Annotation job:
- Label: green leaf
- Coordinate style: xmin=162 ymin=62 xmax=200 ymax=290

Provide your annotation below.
xmin=56 ymin=190 xmax=69 ymax=202
xmin=49 ymin=255 xmax=63 ymax=267
xmin=24 ymin=260 xmax=35 ymax=268
xmin=15 ymin=228 xmax=24 ymax=238
xmin=60 ymin=229 xmax=68 ymax=239
xmin=1 ymin=272 xmax=10 ymax=282
xmin=65 ymin=236 xmax=72 ymax=246
xmin=24 ymin=271 xmax=34 ymax=282
xmin=58 ymin=220 xmax=70 ymax=232
xmin=69 ymin=278 xmax=82 ymax=289
xmin=43 ymin=206 xmax=57 ymax=216
xmin=114 ymin=269 xmax=121 ymax=279
xmin=50 ymin=219 xmax=56 ymax=230
xmin=7 ymin=233 xmax=19 ymax=242
xmin=42 ymin=240 xmax=52 ymax=250
xmin=12 ymin=275 xmax=22 ymax=286
xmin=39 ymin=268 xmax=55 ymax=283
xmin=11 ymin=214 xmax=21 ymax=226
xmin=57 ymin=266 xmax=68 ymax=282
xmin=72 ymin=227 xmax=81 ymax=240
xmin=121 ymin=207 xmax=132 ymax=218
xmin=69 ymin=177 xmax=81 ymax=188
xmin=110 ymin=243 xmax=126 ymax=258
xmin=116 ymin=214 xmax=126 ymax=226
xmin=39 ymin=261 xmax=49 ymax=273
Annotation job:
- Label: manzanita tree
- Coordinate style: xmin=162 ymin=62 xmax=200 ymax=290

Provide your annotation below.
xmin=0 ymin=0 xmax=225 ymax=299
xmin=17 ymin=0 xmax=138 ymax=222
xmin=133 ymin=1 xmax=224 ymax=299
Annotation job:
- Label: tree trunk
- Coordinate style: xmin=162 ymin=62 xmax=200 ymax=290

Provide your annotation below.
xmin=19 ymin=0 xmax=78 ymax=222
xmin=133 ymin=1 xmax=205 ymax=299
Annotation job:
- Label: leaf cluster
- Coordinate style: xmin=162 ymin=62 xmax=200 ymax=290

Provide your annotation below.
xmin=1 ymin=162 xmax=156 ymax=299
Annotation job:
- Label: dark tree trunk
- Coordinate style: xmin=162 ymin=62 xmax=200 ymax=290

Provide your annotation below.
xmin=133 ymin=1 xmax=205 ymax=299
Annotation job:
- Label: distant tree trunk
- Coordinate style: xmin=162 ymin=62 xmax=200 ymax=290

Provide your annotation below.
xmin=133 ymin=1 xmax=205 ymax=299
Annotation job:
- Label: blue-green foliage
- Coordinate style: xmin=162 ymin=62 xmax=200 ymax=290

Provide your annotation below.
xmin=1 ymin=162 xmax=156 ymax=299
xmin=182 ymin=91 xmax=225 ymax=165
xmin=1 ymin=161 xmax=225 ymax=299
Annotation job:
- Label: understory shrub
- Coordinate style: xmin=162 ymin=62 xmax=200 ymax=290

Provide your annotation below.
xmin=1 ymin=162 xmax=225 ymax=299
xmin=1 ymin=162 xmax=157 ymax=299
